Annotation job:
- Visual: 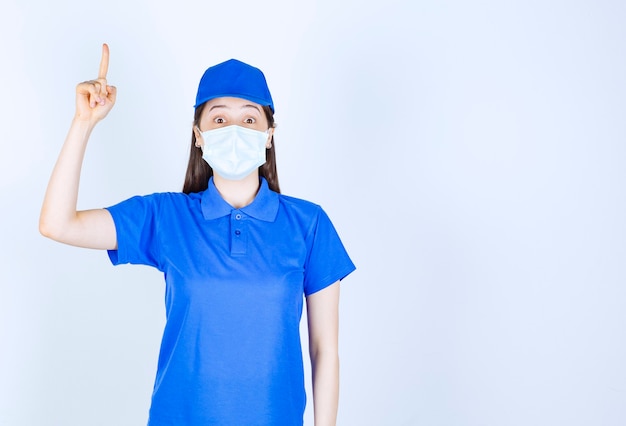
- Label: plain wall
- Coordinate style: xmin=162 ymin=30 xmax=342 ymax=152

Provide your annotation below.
xmin=1 ymin=0 xmax=625 ymax=425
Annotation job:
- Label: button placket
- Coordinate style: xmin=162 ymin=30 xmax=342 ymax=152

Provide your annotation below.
xmin=231 ymin=211 xmax=247 ymax=255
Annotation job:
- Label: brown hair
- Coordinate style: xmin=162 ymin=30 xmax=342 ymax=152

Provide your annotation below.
xmin=182 ymin=104 xmax=280 ymax=194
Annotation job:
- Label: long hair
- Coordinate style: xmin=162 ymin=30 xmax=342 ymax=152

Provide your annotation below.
xmin=182 ymin=104 xmax=280 ymax=194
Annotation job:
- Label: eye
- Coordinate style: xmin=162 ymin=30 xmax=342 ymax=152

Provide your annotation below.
xmin=214 ymin=117 xmax=225 ymax=124
xmin=244 ymin=117 xmax=256 ymax=124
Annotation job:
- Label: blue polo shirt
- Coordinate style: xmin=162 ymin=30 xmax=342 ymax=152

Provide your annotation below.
xmin=105 ymin=177 xmax=355 ymax=426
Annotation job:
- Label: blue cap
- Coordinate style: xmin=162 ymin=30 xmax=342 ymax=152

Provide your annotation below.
xmin=194 ymin=59 xmax=274 ymax=112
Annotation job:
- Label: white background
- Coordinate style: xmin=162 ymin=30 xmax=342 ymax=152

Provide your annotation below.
xmin=2 ymin=0 xmax=626 ymax=425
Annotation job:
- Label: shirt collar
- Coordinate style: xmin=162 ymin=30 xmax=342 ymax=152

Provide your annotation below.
xmin=201 ymin=177 xmax=279 ymax=222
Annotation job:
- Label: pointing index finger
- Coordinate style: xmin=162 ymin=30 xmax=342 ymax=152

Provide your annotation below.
xmin=98 ymin=43 xmax=109 ymax=79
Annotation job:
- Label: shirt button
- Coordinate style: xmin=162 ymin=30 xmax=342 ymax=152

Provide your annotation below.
xmin=235 ymin=230 xmax=241 ymax=236
xmin=235 ymin=214 xmax=242 ymax=220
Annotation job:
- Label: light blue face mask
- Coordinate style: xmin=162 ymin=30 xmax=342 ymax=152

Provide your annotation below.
xmin=200 ymin=125 xmax=269 ymax=180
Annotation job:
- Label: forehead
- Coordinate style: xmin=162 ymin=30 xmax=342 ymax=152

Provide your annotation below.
xmin=203 ymin=96 xmax=263 ymax=112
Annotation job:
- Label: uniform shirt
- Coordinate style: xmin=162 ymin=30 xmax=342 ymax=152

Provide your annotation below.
xmin=105 ymin=177 xmax=355 ymax=426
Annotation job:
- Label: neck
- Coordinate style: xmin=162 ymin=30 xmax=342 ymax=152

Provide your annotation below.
xmin=213 ymin=172 xmax=261 ymax=209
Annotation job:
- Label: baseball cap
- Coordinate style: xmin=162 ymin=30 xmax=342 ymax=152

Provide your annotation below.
xmin=194 ymin=59 xmax=274 ymax=112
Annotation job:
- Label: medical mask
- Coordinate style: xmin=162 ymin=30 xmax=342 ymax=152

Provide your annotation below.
xmin=200 ymin=125 xmax=269 ymax=180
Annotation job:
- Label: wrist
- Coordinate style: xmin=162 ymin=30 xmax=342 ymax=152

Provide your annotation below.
xmin=71 ymin=115 xmax=98 ymax=131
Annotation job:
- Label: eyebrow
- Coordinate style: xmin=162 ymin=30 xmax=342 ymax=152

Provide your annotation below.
xmin=209 ymin=104 xmax=261 ymax=112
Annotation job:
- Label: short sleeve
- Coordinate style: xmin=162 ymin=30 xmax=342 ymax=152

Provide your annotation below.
xmin=303 ymin=207 xmax=356 ymax=296
xmin=105 ymin=194 xmax=162 ymax=270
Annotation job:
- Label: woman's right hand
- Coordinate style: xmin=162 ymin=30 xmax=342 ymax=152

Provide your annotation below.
xmin=75 ymin=43 xmax=117 ymax=124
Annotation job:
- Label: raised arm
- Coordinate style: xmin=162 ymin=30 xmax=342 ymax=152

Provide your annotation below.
xmin=39 ymin=43 xmax=118 ymax=250
xmin=307 ymin=281 xmax=341 ymax=426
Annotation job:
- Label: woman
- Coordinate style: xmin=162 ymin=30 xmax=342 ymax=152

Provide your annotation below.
xmin=39 ymin=44 xmax=355 ymax=426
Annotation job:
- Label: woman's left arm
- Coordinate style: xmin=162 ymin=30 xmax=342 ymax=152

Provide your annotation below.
xmin=307 ymin=281 xmax=341 ymax=426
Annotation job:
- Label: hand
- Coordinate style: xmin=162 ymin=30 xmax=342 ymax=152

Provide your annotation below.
xmin=74 ymin=43 xmax=117 ymax=124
